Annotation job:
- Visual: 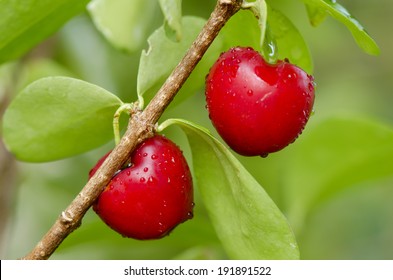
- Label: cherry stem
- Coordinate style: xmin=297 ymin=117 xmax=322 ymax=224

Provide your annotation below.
xmin=21 ymin=0 xmax=242 ymax=260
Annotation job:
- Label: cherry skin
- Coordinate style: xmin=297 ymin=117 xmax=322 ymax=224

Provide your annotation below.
xmin=90 ymin=135 xmax=194 ymax=240
xmin=205 ymin=47 xmax=315 ymax=157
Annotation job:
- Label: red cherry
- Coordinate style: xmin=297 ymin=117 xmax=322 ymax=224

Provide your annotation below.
xmin=205 ymin=47 xmax=315 ymax=156
xmin=91 ymin=135 xmax=194 ymax=240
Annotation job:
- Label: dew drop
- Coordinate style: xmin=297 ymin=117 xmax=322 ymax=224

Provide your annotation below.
xmin=167 ymin=177 xmax=171 ymax=183
xmin=151 ymin=154 xmax=158 ymax=160
xmin=260 ymin=153 xmax=269 ymax=158
xmin=191 ymin=202 xmax=195 ymax=207
xmin=109 ymin=185 xmax=114 ymax=190
xmin=143 ymin=167 xmax=149 ymax=172
xmin=171 ymin=156 xmax=175 ymax=163
xmin=187 ymin=211 xmax=194 ymax=219
xmin=148 ymin=176 xmax=155 ymax=184
xmin=140 ymin=177 xmax=146 ymax=183
xmin=126 ymin=170 xmax=131 ymax=176
xmin=247 ymin=89 xmax=253 ymax=96
xmin=308 ymin=82 xmax=314 ymax=92
xmin=142 ymin=152 xmax=148 ymax=157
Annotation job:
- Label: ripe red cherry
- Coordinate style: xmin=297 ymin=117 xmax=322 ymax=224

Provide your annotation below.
xmin=205 ymin=47 xmax=315 ymax=156
xmin=90 ymin=135 xmax=194 ymax=240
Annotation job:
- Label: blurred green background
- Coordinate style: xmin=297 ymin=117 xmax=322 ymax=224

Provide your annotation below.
xmin=1 ymin=0 xmax=392 ymax=259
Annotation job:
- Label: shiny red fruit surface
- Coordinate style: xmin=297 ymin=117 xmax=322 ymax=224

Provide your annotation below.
xmin=205 ymin=47 xmax=315 ymax=157
xmin=92 ymin=135 xmax=194 ymax=240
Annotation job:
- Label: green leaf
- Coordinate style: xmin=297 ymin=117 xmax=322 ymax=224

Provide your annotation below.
xmin=2 ymin=77 xmax=123 ymax=162
xmin=0 ymin=0 xmax=89 ymax=64
xmin=159 ymin=0 xmax=183 ymax=41
xmin=267 ymin=6 xmax=313 ymax=73
xmin=166 ymin=119 xmax=299 ymax=260
xmin=301 ymin=0 xmax=380 ymax=55
xmin=88 ymin=0 xmax=157 ymax=53
xmin=137 ymin=16 xmax=222 ymax=108
xmin=283 ymin=116 xmax=393 ymax=233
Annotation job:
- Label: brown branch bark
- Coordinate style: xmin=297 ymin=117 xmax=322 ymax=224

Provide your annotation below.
xmin=21 ymin=0 xmax=242 ymax=260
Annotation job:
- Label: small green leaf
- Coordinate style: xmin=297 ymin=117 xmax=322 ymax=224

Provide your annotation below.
xmin=166 ymin=119 xmax=299 ymax=260
xmin=301 ymin=0 xmax=380 ymax=55
xmin=159 ymin=0 xmax=183 ymax=41
xmin=137 ymin=16 xmax=223 ymax=108
xmin=2 ymin=77 xmax=123 ymax=162
xmin=0 ymin=0 xmax=89 ymax=64
xmin=88 ymin=0 xmax=157 ymax=53
xmin=284 ymin=116 xmax=393 ymax=233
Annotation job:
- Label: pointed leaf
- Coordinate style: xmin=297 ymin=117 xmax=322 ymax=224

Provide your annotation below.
xmin=166 ymin=119 xmax=299 ymax=259
xmin=0 ymin=0 xmax=89 ymax=64
xmin=301 ymin=0 xmax=380 ymax=55
xmin=2 ymin=77 xmax=123 ymax=162
xmin=88 ymin=0 xmax=157 ymax=52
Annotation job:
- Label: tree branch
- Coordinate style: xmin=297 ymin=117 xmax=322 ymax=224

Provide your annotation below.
xmin=21 ymin=0 xmax=242 ymax=260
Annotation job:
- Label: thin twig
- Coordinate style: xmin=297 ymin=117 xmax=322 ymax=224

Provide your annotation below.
xmin=21 ymin=0 xmax=242 ymax=260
